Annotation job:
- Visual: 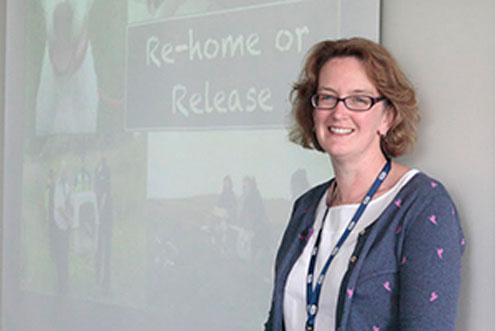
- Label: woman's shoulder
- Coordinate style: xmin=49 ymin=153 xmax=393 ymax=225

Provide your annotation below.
xmin=399 ymin=170 xmax=453 ymax=200
xmin=393 ymin=171 xmax=465 ymax=254
xmin=394 ymin=171 xmax=462 ymax=233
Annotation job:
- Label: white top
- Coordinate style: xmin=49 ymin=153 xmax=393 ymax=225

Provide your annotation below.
xmin=283 ymin=169 xmax=419 ymax=331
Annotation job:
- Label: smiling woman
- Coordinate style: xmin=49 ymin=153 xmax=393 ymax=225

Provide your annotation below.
xmin=311 ymin=56 xmax=392 ymax=163
xmin=265 ymin=38 xmax=465 ymax=331
xmin=289 ymin=38 xmax=418 ymax=159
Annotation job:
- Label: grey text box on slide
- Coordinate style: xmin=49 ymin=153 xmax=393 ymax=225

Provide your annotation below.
xmin=125 ymin=0 xmax=340 ymax=130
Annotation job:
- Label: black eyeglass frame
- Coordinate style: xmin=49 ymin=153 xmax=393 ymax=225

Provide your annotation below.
xmin=310 ymin=94 xmax=387 ymax=112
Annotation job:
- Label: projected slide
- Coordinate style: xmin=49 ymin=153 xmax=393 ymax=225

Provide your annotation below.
xmin=9 ymin=0 xmax=380 ymax=330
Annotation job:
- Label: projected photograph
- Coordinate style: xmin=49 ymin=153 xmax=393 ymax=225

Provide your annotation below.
xmin=22 ymin=0 xmax=149 ymax=308
xmin=35 ymin=0 xmax=99 ymax=135
xmin=14 ymin=0 xmax=380 ymax=330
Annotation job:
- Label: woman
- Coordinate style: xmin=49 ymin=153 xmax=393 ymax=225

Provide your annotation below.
xmin=265 ymin=38 xmax=465 ymax=331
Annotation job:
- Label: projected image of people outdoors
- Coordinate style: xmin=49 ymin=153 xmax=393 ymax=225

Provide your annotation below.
xmin=23 ymin=0 xmax=140 ymax=306
xmin=17 ymin=0 xmax=380 ymax=330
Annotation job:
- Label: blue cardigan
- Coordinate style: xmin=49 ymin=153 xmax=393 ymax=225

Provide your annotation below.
xmin=265 ymin=173 xmax=465 ymax=331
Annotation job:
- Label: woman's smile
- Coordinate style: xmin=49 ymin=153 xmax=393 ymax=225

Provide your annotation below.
xmin=328 ymin=126 xmax=354 ymax=135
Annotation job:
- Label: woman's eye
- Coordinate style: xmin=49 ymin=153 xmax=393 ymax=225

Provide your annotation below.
xmin=349 ymin=95 xmax=370 ymax=105
xmin=320 ymin=95 xmax=336 ymax=102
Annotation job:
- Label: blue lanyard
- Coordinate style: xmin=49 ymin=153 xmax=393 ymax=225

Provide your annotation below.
xmin=305 ymin=159 xmax=391 ymax=331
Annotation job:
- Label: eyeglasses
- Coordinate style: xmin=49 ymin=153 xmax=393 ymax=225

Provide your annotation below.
xmin=310 ymin=93 xmax=387 ymax=112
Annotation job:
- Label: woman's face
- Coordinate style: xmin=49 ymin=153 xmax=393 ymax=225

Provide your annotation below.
xmin=312 ymin=56 xmax=391 ymax=162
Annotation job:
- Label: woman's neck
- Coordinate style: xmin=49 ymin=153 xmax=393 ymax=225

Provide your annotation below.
xmin=329 ymin=153 xmax=389 ymax=206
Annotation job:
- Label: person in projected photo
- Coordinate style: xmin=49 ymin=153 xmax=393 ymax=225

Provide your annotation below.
xmin=239 ymin=176 xmax=270 ymax=261
xmin=216 ymin=175 xmax=238 ymax=226
xmin=49 ymin=164 xmax=73 ymax=294
xmin=35 ymin=0 xmax=98 ymax=135
xmin=74 ymin=156 xmax=97 ymax=246
xmin=94 ymin=155 xmax=113 ymax=293
xmin=212 ymin=175 xmax=238 ymax=256
xmin=264 ymin=38 xmax=465 ymax=331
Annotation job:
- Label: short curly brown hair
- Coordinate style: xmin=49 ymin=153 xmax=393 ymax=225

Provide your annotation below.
xmin=289 ymin=37 xmax=419 ymax=157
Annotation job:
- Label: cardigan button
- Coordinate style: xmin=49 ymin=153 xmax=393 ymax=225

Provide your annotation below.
xmin=350 ymin=255 xmax=358 ymax=263
xmin=359 ymin=229 xmax=366 ymax=236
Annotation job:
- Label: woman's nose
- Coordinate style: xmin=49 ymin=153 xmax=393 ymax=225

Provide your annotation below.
xmin=331 ymin=100 xmax=349 ymax=118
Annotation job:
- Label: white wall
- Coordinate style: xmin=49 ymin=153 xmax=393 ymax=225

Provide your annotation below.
xmin=382 ymin=0 xmax=495 ymax=330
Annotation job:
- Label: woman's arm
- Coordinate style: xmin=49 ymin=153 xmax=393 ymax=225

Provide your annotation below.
xmin=398 ymin=194 xmax=465 ymax=330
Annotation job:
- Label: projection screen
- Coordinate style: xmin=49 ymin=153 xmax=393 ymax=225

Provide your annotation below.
xmin=3 ymin=0 xmax=380 ymax=330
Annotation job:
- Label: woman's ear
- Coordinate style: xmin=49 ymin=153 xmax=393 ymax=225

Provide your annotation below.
xmin=379 ymin=105 xmax=395 ymax=135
